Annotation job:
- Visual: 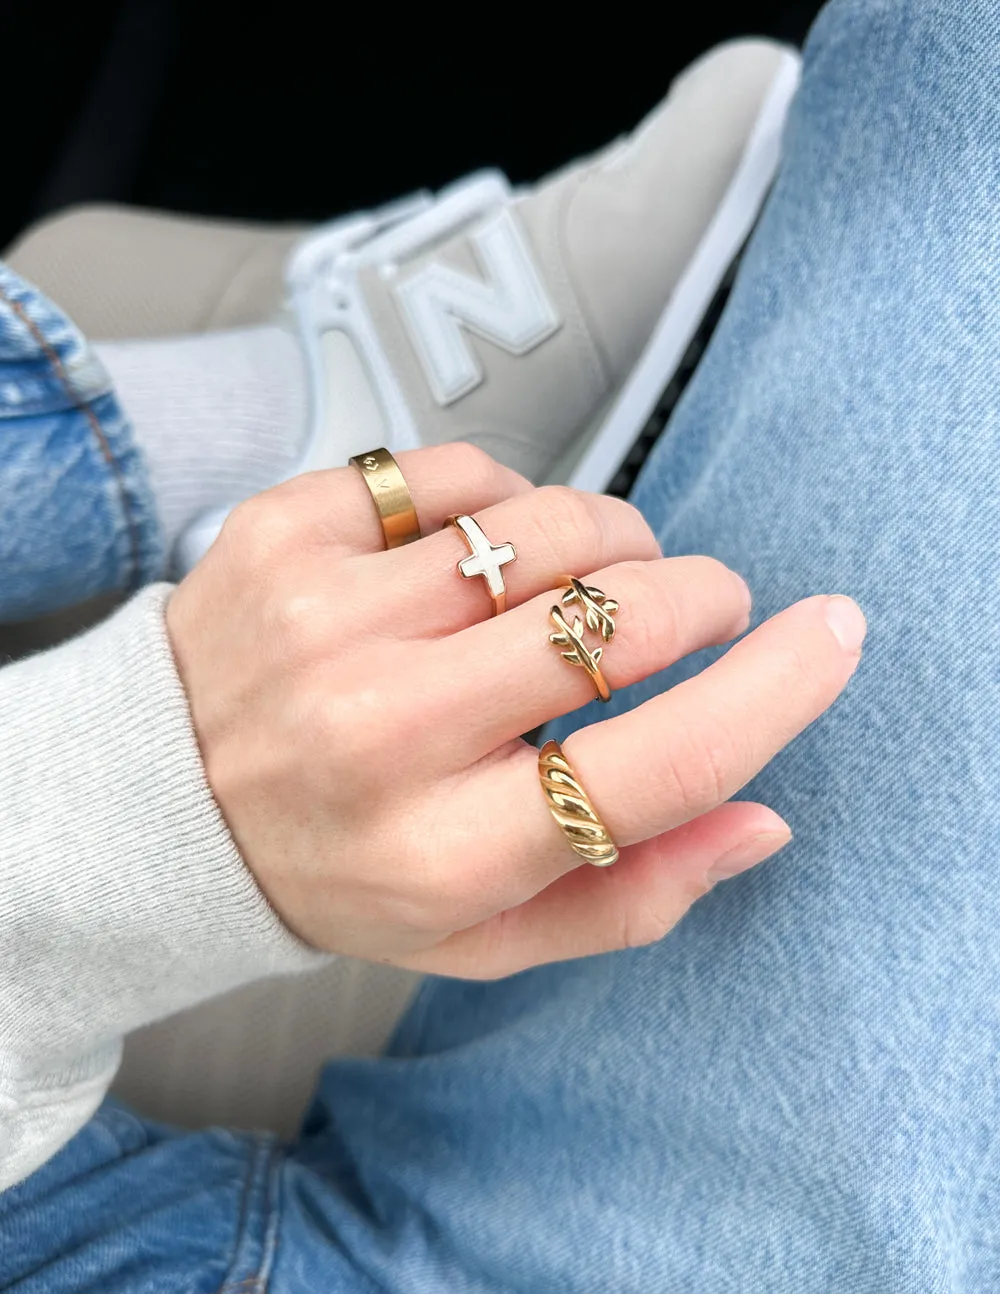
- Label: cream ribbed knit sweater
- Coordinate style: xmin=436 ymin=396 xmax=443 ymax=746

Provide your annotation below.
xmin=0 ymin=586 xmax=322 ymax=1190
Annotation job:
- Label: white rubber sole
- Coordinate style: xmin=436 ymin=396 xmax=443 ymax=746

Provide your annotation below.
xmin=565 ymin=48 xmax=802 ymax=494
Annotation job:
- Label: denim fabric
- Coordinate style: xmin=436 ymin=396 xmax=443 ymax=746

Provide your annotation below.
xmin=0 ymin=1102 xmax=280 ymax=1294
xmin=0 ymin=265 xmax=162 ymax=622
xmin=3 ymin=0 xmax=1000 ymax=1289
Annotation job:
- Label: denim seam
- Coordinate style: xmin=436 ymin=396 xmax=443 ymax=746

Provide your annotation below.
xmin=0 ymin=282 xmax=143 ymax=591
xmin=214 ymin=1137 xmax=262 ymax=1294
xmin=214 ymin=1135 xmax=284 ymax=1294
xmin=254 ymin=1139 xmax=285 ymax=1290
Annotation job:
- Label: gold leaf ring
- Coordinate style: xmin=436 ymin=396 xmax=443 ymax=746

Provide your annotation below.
xmin=547 ymin=577 xmax=620 ymax=702
xmin=537 ymin=739 xmax=619 ymax=867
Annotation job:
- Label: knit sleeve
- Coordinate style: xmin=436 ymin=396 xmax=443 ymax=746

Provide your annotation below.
xmin=0 ymin=585 xmax=324 ymax=1189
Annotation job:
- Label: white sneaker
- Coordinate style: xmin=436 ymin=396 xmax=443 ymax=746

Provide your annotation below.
xmin=7 ymin=39 xmax=801 ymax=569
xmin=279 ymin=40 xmax=799 ymax=502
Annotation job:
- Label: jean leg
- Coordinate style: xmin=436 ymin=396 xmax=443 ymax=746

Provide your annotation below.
xmin=0 ymin=265 xmax=162 ymax=622
xmin=0 ymin=1101 xmax=281 ymax=1293
xmin=272 ymin=3 xmax=1000 ymax=1291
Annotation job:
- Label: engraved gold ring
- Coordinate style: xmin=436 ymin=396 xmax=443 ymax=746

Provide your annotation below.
xmin=349 ymin=447 xmax=421 ymax=549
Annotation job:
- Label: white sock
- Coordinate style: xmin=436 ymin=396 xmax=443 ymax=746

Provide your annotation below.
xmin=95 ymin=325 xmax=307 ymax=567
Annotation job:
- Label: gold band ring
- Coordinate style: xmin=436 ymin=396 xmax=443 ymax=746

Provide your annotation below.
xmin=446 ymin=514 xmax=517 ymax=616
xmin=537 ymin=739 xmax=619 ymax=867
xmin=547 ymin=577 xmax=620 ymax=702
xmin=349 ymin=448 xmax=421 ymax=549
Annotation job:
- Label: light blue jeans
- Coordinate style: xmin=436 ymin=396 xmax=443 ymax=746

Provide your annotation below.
xmin=3 ymin=0 xmax=999 ymax=1288
xmin=0 ymin=268 xmax=161 ymax=622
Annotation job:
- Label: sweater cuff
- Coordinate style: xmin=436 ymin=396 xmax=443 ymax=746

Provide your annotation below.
xmin=1 ymin=584 xmax=325 ymax=1069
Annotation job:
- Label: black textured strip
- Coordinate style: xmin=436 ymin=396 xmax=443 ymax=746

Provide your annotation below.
xmin=605 ymin=240 xmax=749 ymax=500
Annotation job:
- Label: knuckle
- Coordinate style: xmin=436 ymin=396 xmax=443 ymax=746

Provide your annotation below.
xmin=317 ymin=676 xmax=426 ymax=774
xmin=613 ymin=554 xmax=743 ymax=669
xmin=620 ymin=905 xmax=667 ymax=947
xmin=684 ymin=555 xmax=747 ymax=623
xmin=662 ymin=724 xmax=733 ymax=819
xmin=620 ymin=900 xmax=677 ymax=950
xmin=224 ymin=493 xmax=293 ymax=565
xmin=221 ymin=494 xmax=260 ymax=543
xmin=392 ymin=850 xmax=480 ymax=936
xmin=690 ymin=554 xmax=737 ymax=588
xmin=617 ymin=561 xmax=682 ymax=658
xmin=314 ymin=686 xmax=386 ymax=770
xmin=402 ymin=829 xmax=493 ymax=928
xmin=267 ymin=590 xmax=331 ymax=659
xmin=773 ymin=640 xmax=821 ymax=699
xmin=383 ymin=858 xmax=452 ymax=932
xmin=533 ymin=485 xmax=602 ymax=555
xmin=681 ymin=874 xmax=714 ymax=907
xmin=435 ymin=441 xmax=499 ymax=490
xmin=700 ymin=739 xmax=731 ymax=805
xmin=444 ymin=860 xmax=501 ymax=923
xmin=625 ymin=603 xmax=668 ymax=671
xmin=604 ymin=496 xmax=659 ymax=554
xmin=323 ymin=680 xmax=384 ymax=738
xmin=418 ymin=889 xmax=472 ymax=936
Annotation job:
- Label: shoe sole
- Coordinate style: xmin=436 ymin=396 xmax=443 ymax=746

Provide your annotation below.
xmin=564 ymin=48 xmax=802 ymax=494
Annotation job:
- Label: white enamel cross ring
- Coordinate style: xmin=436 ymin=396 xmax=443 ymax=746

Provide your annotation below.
xmin=446 ymin=514 xmax=517 ymax=616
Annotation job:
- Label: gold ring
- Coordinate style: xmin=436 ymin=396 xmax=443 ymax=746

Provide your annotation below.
xmin=537 ymin=739 xmax=618 ymax=867
xmin=446 ymin=514 xmax=517 ymax=616
xmin=547 ymin=577 xmax=620 ymax=702
xmin=349 ymin=448 xmax=421 ymax=549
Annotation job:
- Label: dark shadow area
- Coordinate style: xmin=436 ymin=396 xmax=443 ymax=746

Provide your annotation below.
xmin=2 ymin=0 xmax=823 ymax=248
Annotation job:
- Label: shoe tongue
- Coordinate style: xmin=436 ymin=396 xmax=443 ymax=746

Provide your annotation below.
xmin=296 ymin=327 xmax=388 ymax=474
xmin=288 ymin=173 xmax=522 ymax=475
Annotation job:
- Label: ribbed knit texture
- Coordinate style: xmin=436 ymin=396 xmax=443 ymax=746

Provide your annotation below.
xmin=95 ymin=327 xmax=307 ymax=567
xmin=0 ymin=586 xmax=323 ymax=1188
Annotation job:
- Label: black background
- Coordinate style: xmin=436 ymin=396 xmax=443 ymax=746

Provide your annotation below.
xmin=1 ymin=0 xmax=823 ymax=251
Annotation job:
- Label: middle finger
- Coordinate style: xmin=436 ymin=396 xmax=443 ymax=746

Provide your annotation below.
xmin=365 ymin=484 xmax=662 ymax=635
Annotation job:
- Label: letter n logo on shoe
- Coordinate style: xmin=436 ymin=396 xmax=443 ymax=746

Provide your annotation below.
xmin=394 ymin=209 xmax=561 ymax=406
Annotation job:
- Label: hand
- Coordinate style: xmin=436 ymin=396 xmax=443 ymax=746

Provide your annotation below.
xmin=166 ymin=444 xmax=864 ymax=977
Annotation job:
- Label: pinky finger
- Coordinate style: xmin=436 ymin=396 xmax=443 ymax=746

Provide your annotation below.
xmin=398 ymin=802 xmax=792 ymax=980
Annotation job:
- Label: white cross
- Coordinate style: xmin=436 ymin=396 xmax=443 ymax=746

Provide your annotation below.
xmin=450 ymin=514 xmax=516 ymax=612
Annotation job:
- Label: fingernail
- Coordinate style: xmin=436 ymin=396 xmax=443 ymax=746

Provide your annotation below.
xmin=707 ymin=830 xmax=792 ymax=883
xmin=824 ymin=595 xmax=867 ymax=654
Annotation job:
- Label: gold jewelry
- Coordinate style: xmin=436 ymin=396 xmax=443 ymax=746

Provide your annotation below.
xmin=446 ymin=514 xmax=517 ymax=616
xmin=547 ymin=577 xmax=620 ymax=702
xmin=349 ymin=447 xmax=420 ymax=549
xmin=537 ymin=739 xmax=619 ymax=867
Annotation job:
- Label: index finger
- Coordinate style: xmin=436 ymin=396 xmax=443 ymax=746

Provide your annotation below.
xmin=264 ymin=442 xmax=534 ymax=556
xmin=572 ymin=593 xmax=866 ymax=846
xmin=438 ymin=593 xmax=865 ymax=907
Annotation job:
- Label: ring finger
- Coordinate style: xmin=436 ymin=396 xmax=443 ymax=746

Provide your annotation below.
xmin=427 ymin=554 xmax=752 ymax=765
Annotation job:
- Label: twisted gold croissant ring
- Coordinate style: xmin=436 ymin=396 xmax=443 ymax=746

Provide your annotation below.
xmin=537 ymin=739 xmax=619 ymax=867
